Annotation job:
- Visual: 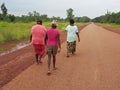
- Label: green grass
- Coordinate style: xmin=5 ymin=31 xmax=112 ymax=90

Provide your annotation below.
xmin=96 ymin=23 xmax=120 ymax=31
xmin=0 ymin=22 xmax=34 ymax=43
xmin=0 ymin=21 xmax=86 ymax=44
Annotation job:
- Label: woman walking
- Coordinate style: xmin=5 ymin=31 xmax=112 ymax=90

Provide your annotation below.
xmin=66 ymin=19 xmax=80 ymax=57
xmin=45 ymin=22 xmax=61 ymax=74
xmin=30 ymin=20 xmax=46 ymax=64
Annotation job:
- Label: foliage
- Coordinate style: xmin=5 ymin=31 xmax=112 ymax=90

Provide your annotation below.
xmin=74 ymin=16 xmax=91 ymax=22
xmin=97 ymin=23 xmax=120 ymax=31
xmin=1 ymin=3 xmax=7 ymax=16
xmin=0 ymin=22 xmax=33 ymax=43
xmin=0 ymin=21 xmax=86 ymax=44
xmin=66 ymin=8 xmax=74 ymax=20
xmin=0 ymin=3 xmax=91 ymax=23
xmin=92 ymin=11 xmax=120 ymax=24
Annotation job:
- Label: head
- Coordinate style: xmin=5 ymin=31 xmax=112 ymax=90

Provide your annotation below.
xmin=69 ymin=19 xmax=74 ymax=25
xmin=51 ymin=22 xmax=57 ymax=29
xmin=37 ymin=20 xmax=42 ymax=25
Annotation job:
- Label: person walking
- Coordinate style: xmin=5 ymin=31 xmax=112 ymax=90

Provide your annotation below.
xmin=30 ymin=20 xmax=46 ymax=64
xmin=45 ymin=21 xmax=61 ymax=74
xmin=66 ymin=19 xmax=80 ymax=57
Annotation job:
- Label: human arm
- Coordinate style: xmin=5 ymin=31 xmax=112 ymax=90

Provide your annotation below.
xmin=76 ymin=32 xmax=80 ymax=42
xmin=57 ymin=34 xmax=61 ymax=52
xmin=30 ymin=34 xmax=32 ymax=43
xmin=44 ymin=34 xmax=48 ymax=45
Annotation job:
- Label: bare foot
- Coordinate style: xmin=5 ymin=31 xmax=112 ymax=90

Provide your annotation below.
xmin=47 ymin=71 xmax=51 ymax=75
xmin=66 ymin=55 xmax=70 ymax=57
xmin=53 ymin=67 xmax=57 ymax=70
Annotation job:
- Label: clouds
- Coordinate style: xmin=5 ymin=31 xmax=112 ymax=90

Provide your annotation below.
xmin=0 ymin=0 xmax=120 ymax=19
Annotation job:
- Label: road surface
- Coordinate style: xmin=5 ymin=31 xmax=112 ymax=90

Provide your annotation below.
xmin=2 ymin=23 xmax=120 ymax=90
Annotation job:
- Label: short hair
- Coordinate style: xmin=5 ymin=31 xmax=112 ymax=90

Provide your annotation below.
xmin=51 ymin=21 xmax=57 ymax=28
xmin=51 ymin=23 xmax=57 ymax=28
xmin=37 ymin=20 xmax=42 ymax=24
xmin=70 ymin=19 xmax=74 ymax=24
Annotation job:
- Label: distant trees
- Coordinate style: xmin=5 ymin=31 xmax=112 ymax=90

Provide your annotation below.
xmin=66 ymin=8 xmax=90 ymax=22
xmin=0 ymin=3 xmax=15 ymax=22
xmin=66 ymin=8 xmax=74 ymax=20
xmin=1 ymin=3 xmax=7 ymax=16
xmin=74 ymin=16 xmax=91 ymax=22
xmin=0 ymin=3 xmax=91 ymax=23
xmin=0 ymin=3 xmax=120 ymax=24
xmin=0 ymin=3 xmax=7 ymax=20
xmin=92 ymin=11 xmax=120 ymax=24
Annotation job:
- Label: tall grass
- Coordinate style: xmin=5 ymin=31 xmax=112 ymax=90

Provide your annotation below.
xmin=0 ymin=22 xmax=34 ymax=43
xmin=0 ymin=21 xmax=86 ymax=44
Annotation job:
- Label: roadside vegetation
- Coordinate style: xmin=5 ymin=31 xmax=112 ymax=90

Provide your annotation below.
xmin=0 ymin=3 xmax=120 ymax=53
xmin=96 ymin=23 xmax=120 ymax=32
xmin=0 ymin=21 xmax=86 ymax=44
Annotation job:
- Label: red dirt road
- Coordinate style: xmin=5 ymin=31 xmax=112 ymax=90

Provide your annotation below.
xmin=1 ymin=23 xmax=120 ymax=90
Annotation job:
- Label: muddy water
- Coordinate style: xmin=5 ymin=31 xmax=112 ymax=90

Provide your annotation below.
xmin=0 ymin=43 xmax=31 ymax=56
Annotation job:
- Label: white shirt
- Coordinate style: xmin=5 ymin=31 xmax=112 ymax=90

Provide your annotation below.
xmin=66 ymin=25 xmax=78 ymax=42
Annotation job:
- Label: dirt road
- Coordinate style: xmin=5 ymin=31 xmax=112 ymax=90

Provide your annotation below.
xmin=2 ymin=23 xmax=120 ymax=90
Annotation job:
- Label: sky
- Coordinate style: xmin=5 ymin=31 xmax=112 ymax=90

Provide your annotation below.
xmin=0 ymin=0 xmax=120 ymax=19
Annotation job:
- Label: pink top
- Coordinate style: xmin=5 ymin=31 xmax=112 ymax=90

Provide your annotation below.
xmin=31 ymin=24 xmax=46 ymax=45
xmin=46 ymin=28 xmax=60 ymax=46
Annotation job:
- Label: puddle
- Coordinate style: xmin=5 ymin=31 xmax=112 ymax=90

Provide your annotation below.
xmin=0 ymin=43 xmax=31 ymax=56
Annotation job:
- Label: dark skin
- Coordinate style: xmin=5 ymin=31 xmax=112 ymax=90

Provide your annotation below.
xmin=66 ymin=20 xmax=80 ymax=57
xmin=30 ymin=21 xmax=43 ymax=64
xmin=70 ymin=24 xmax=80 ymax=42
xmin=45 ymin=25 xmax=61 ymax=73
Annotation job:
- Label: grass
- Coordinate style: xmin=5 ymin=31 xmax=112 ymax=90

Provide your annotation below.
xmin=96 ymin=23 xmax=120 ymax=31
xmin=0 ymin=21 xmax=86 ymax=44
xmin=0 ymin=22 xmax=34 ymax=43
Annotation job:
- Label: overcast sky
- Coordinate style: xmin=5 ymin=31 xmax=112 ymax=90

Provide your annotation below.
xmin=0 ymin=0 xmax=120 ymax=19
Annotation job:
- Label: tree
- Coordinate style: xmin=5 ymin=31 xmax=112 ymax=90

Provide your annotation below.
xmin=8 ymin=14 xmax=15 ymax=22
xmin=66 ymin=8 xmax=74 ymax=20
xmin=80 ymin=16 xmax=90 ymax=22
xmin=1 ymin=3 xmax=7 ymax=16
xmin=33 ymin=11 xmax=40 ymax=21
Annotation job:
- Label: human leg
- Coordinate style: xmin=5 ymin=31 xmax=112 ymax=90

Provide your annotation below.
xmin=47 ymin=46 xmax=52 ymax=74
xmin=48 ymin=53 xmax=51 ymax=71
xmin=66 ymin=42 xmax=70 ymax=57
xmin=72 ymin=41 xmax=76 ymax=54
xmin=35 ymin=54 xmax=39 ymax=64
xmin=38 ymin=55 xmax=42 ymax=63
xmin=53 ymin=55 xmax=56 ymax=70
xmin=52 ymin=46 xmax=58 ymax=69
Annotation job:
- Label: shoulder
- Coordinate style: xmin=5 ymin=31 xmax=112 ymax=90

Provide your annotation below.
xmin=66 ymin=25 xmax=71 ymax=30
xmin=56 ymin=29 xmax=60 ymax=34
xmin=73 ymin=25 xmax=78 ymax=29
xmin=46 ymin=28 xmax=51 ymax=33
xmin=74 ymin=25 xmax=78 ymax=28
xmin=66 ymin=25 xmax=70 ymax=28
xmin=73 ymin=25 xmax=77 ymax=27
xmin=32 ymin=24 xmax=37 ymax=29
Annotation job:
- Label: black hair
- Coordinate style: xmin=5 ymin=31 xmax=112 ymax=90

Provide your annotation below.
xmin=52 ymin=24 xmax=57 ymax=28
xmin=69 ymin=19 xmax=74 ymax=25
xmin=37 ymin=20 xmax=42 ymax=24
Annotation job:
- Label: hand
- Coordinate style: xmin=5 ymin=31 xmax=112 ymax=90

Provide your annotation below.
xmin=58 ymin=48 xmax=61 ymax=53
xmin=29 ymin=42 xmax=32 ymax=45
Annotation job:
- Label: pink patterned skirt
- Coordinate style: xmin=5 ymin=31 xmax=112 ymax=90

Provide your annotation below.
xmin=33 ymin=44 xmax=45 ymax=55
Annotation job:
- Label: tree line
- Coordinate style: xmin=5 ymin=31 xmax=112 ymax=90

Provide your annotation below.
xmin=0 ymin=3 xmax=91 ymax=23
xmin=0 ymin=3 xmax=120 ymax=24
xmin=92 ymin=11 xmax=120 ymax=24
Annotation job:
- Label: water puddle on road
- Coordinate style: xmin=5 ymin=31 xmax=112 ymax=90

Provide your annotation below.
xmin=0 ymin=43 xmax=31 ymax=56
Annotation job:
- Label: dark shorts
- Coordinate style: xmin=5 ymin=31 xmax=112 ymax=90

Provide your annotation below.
xmin=67 ymin=41 xmax=76 ymax=53
xmin=47 ymin=46 xmax=58 ymax=56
